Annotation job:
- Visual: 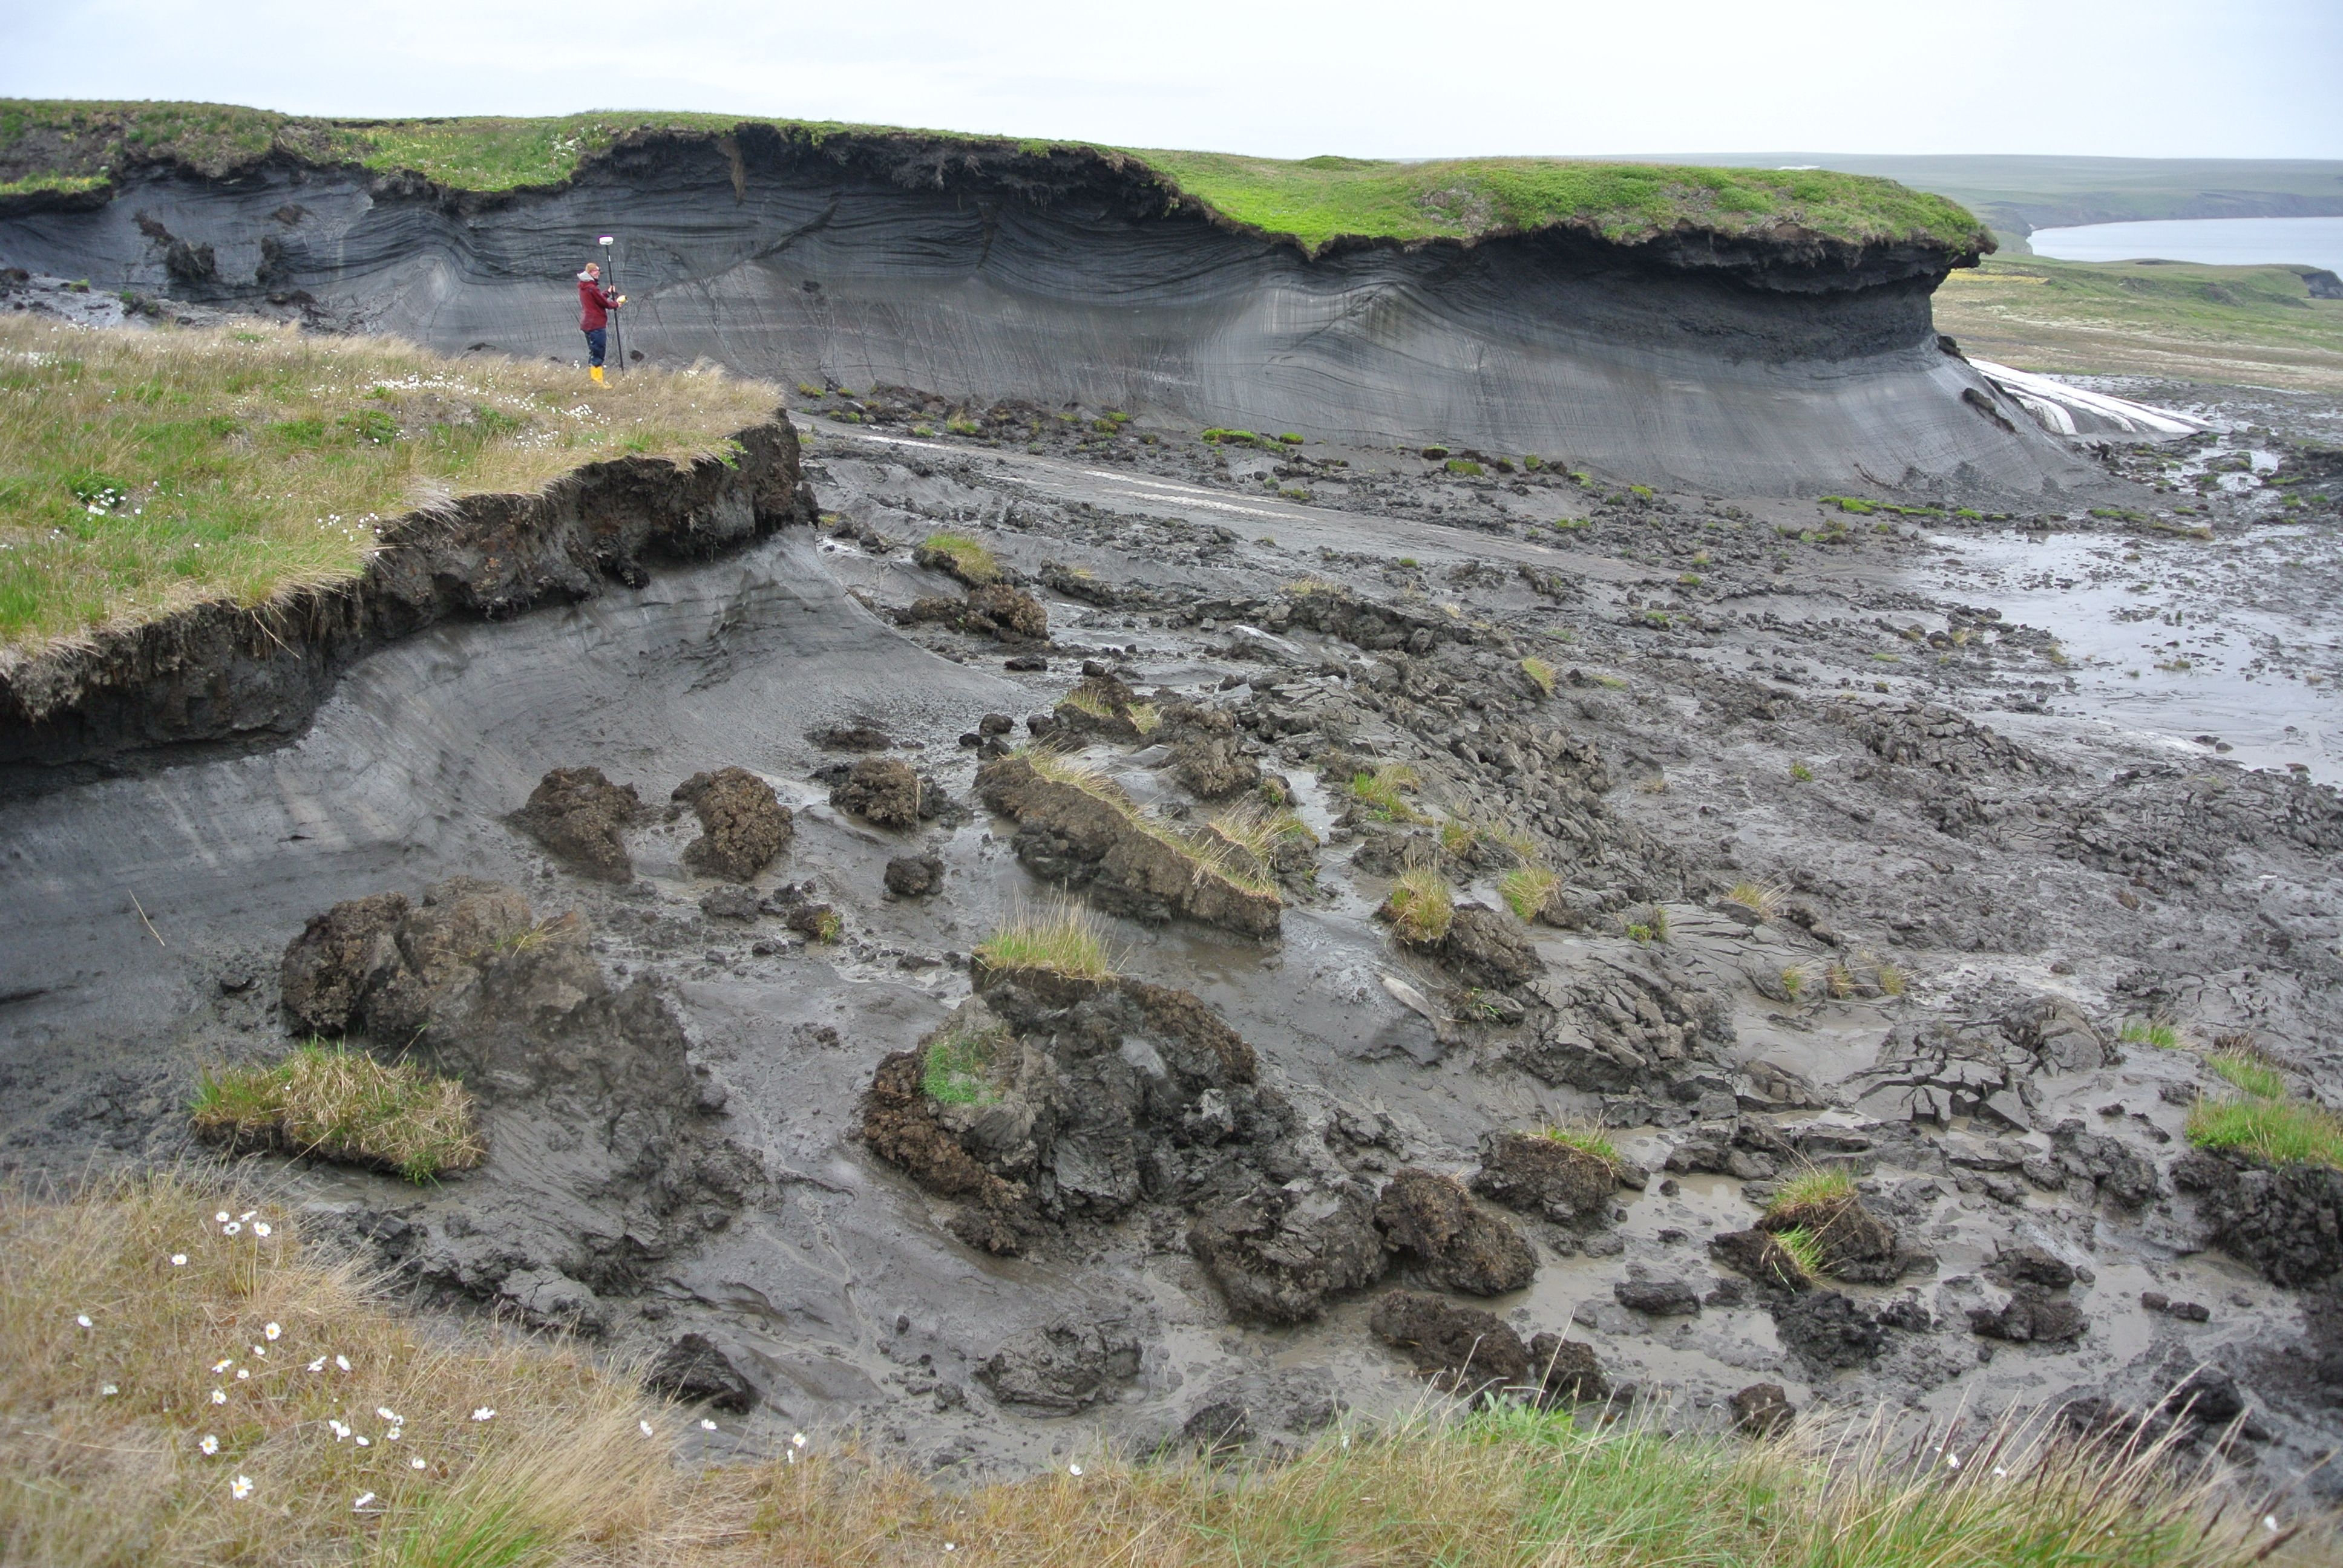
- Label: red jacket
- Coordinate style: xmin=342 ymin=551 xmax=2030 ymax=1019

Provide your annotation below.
xmin=578 ymin=275 xmax=618 ymax=330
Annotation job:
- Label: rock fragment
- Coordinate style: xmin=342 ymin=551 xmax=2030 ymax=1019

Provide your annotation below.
xmin=884 ymin=852 xmax=945 ymax=897
xmin=977 ymin=1320 xmax=1143 ymax=1413
xmin=831 ymin=757 xmax=922 ymax=828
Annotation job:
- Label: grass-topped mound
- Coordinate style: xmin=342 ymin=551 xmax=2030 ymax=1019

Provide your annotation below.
xmin=0 ymin=99 xmax=1991 ymax=258
xmin=7 ymin=1175 xmax=2323 ymax=1567
xmin=190 ymin=1042 xmax=482 ymax=1183
xmin=0 ymin=316 xmax=779 ymax=657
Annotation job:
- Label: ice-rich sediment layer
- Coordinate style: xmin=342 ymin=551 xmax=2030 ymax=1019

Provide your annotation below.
xmin=0 ymin=131 xmax=2097 ymax=496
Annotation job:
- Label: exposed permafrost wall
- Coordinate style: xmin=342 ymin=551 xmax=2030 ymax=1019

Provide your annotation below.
xmin=0 ymin=131 xmax=2094 ymax=496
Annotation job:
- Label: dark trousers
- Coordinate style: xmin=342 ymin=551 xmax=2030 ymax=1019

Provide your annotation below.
xmin=583 ymin=327 xmax=608 ymax=367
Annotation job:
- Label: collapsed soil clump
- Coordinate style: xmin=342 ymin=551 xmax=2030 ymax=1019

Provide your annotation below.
xmin=511 ymin=766 xmax=645 ymax=883
xmin=672 ymin=766 xmax=793 ymax=881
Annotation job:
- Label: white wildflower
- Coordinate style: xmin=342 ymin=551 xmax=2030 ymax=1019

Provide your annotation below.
xmin=335 ymin=1355 xmax=350 ymax=1372
xmin=375 ymin=1406 xmax=399 ymax=1423
xmin=264 ymin=1323 xmax=281 ymax=1341
xmin=791 ymin=1432 xmax=807 ymax=1449
xmin=640 ymin=1420 xmax=656 ymax=1437
xmin=230 ymin=1475 xmax=254 ymax=1501
xmin=212 ymin=1359 xmax=235 ymax=1375
xmin=169 ymin=1254 xmax=187 ymax=1266
xmin=235 ymin=1368 xmax=250 ymax=1381
xmin=699 ymin=1419 xmax=716 ymax=1431
xmin=353 ymin=1492 xmax=377 ymax=1511
xmin=239 ymin=1211 xmax=255 ymax=1223
xmin=2267 ymin=1516 xmax=2281 ymax=1532
xmin=355 ymin=1436 xmax=370 ymax=1447
xmin=1069 ymin=1463 xmax=1083 ymax=1477
xmin=214 ymin=1211 xmax=230 ymax=1224
xmin=252 ymin=1222 xmax=272 ymax=1238
xmin=410 ymin=1457 xmax=427 ymax=1470
xmin=387 ymin=1428 xmax=402 ymax=1442
xmin=211 ymin=1389 xmax=227 ymax=1405
xmin=199 ymin=1434 xmax=219 ymax=1455
xmin=223 ymin=1222 xmax=241 ymax=1236
xmin=472 ymin=1408 xmax=495 ymax=1422
xmin=101 ymin=1383 xmax=118 ymax=1396
xmin=75 ymin=1314 xmax=93 ymax=1329
xmin=307 ymin=1357 xmax=326 ymax=1373
xmin=329 ymin=1419 xmax=350 ymax=1439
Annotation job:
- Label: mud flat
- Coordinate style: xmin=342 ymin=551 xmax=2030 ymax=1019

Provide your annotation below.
xmin=4 ymin=287 xmax=2342 ymax=1501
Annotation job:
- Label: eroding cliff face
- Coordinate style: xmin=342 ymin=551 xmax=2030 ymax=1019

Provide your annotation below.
xmin=0 ymin=417 xmax=814 ymax=768
xmin=0 ymin=131 xmax=2090 ymax=496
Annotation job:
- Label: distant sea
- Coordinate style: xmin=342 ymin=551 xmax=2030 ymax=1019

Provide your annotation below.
xmin=2027 ymin=215 xmax=2343 ymax=276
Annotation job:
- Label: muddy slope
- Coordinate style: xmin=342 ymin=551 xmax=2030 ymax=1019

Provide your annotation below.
xmin=0 ymin=130 xmax=2093 ymax=497
xmin=7 ymin=397 xmax=2341 ymax=1488
xmin=0 ymin=416 xmax=815 ymax=771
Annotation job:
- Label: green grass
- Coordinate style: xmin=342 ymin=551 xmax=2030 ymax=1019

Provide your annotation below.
xmin=1349 ymin=762 xmax=1427 ymax=823
xmin=1769 ymin=1166 xmax=1858 ymax=1217
xmin=1499 ymin=864 xmax=1559 ymax=922
xmin=1020 ymin=750 xmax=1278 ymax=900
xmin=920 ymin=531 xmax=998 ymax=584
xmin=0 ymin=100 xmax=1989 ymax=258
xmin=1725 ymin=880 xmax=1786 ymax=920
xmin=2121 ymin=1018 xmax=2184 ymax=1050
xmin=1521 ymin=655 xmax=1556 ymax=696
xmin=0 ymin=316 xmax=777 ymax=656
xmin=1381 ymin=866 xmax=1454 ymax=946
xmin=1771 ymin=1226 xmax=1827 ymax=1283
xmin=921 ymin=1021 xmax=1009 ymax=1106
xmin=972 ymin=904 xmax=1116 ymax=982
xmin=2207 ymin=1050 xmax=2288 ymax=1100
xmin=2186 ymin=1096 xmax=2343 ymax=1171
xmin=1935 ymin=253 xmax=2343 ymax=393
xmin=188 ymin=1042 xmax=482 ymax=1183
xmin=1538 ymin=1124 xmax=1619 ymax=1168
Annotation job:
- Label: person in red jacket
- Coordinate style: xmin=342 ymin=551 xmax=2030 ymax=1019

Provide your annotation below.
xmin=577 ymin=262 xmax=625 ymax=383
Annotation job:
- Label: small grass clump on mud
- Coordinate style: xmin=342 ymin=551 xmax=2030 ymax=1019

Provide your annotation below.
xmin=973 ymin=904 xmax=1116 ymax=982
xmin=919 ymin=530 xmax=999 ymax=584
xmin=1520 ymin=654 xmax=1557 ymax=696
xmin=1771 ymin=1225 xmax=1828 ymax=1282
xmin=1020 ymin=749 xmax=1277 ymax=900
xmin=0 ymin=316 xmax=778 ymax=655
xmin=1726 ymin=879 xmax=1786 ymax=920
xmin=1349 ymin=761 xmax=1427 ymax=823
xmin=189 ymin=1042 xmax=482 ymax=1183
xmin=1381 ymin=866 xmax=1455 ymax=945
xmin=2121 ymin=1016 xmax=2184 ymax=1050
xmin=922 ymin=1021 xmax=1009 ymax=1106
xmin=1499 ymin=863 xmax=1559 ymax=922
xmin=1538 ymin=1123 xmax=1620 ymax=1168
xmin=2187 ymin=1097 xmax=2343 ymax=1170
xmin=2207 ymin=1049 xmax=2289 ymax=1100
xmin=1768 ymin=1165 xmax=1858 ymax=1220
xmin=4 ymin=1177 xmax=2325 ymax=1568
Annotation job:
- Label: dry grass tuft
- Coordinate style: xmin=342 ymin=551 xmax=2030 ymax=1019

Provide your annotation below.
xmin=1381 ymin=866 xmax=1455 ymax=946
xmin=973 ymin=904 xmax=1117 ymax=982
xmin=0 ymin=316 xmax=779 ymax=656
xmin=189 ymin=1042 xmax=482 ymax=1183
xmin=1499 ymin=863 xmax=1559 ymax=922
xmin=1349 ymin=762 xmax=1427 ymax=823
xmin=1725 ymin=879 xmax=1787 ymax=919
xmin=1520 ymin=654 xmax=1556 ymax=695
xmin=1019 ymin=748 xmax=1279 ymax=900
xmin=918 ymin=531 xmax=999 ymax=584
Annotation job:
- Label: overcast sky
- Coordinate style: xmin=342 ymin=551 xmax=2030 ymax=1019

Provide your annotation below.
xmin=6 ymin=0 xmax=2339 ymax=160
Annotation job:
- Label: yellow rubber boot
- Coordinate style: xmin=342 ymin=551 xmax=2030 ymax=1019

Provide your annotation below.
xmin=590 ymin=364 xmax=604 ymax=384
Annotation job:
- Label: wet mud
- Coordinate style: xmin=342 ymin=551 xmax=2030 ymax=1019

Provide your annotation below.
xmin=3 ymin=366 xmax=2341 ymax=1491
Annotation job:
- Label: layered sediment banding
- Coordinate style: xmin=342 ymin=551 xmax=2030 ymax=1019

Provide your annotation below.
xmin=0 ymin=131 xmax=2095 ymax=496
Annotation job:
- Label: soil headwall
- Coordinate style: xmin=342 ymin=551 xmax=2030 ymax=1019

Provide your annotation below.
xmin=0 ymin=131 xmax=2094 ymax=497
xmin=0 ymin=417 xmax=814 ymax=771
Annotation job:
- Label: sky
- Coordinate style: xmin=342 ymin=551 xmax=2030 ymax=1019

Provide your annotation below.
xmin=5 ymin=0 xmax=2340 ymax=160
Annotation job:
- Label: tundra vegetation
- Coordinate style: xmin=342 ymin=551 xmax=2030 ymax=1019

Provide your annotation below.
xmin=2 ymin=1176 xmax=2321 ymax=1568
xmin=0 ymin=100 xmax=1993 ymax=255
xmin=0 ymin=318 xmax=778 ymax=654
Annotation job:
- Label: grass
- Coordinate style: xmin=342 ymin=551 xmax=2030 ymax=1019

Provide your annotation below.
xmin=1499 ymin=864 xmax=1559 ymax=922
xmin=188 ymin=1043 xmax=482 ymax=1184
xmin=1933 ymin=253 xmax=2343 ymax=393
xmin=0 ymin=100 xmax=1990 ymax=258
xmin=1771 ymin=1226 xmax=1828 ymax=1283
xmin=1381 ymin=866 xmax=1455 ymax=946
xmin=921 ymin=1021 xmax=1009 ymax=1106
xmin=2207 ymin=1050 xmax=2289 ymax=1100
xmin=1768 ymin=1166 xmax=1858 ymax=1218
xmin=1538 ymin=1124 xmax=1620 ymax=1168
xmin=2186 ymin=1096 xmax=2343 ymax=1171
xmin=1520 ymin=655 xmax=1556 ymax=696
xmin=1789 ymin=760 xmax=1815 ymax=783
xmin=4 ymin=1174 xmax=2328 ymax=1568
xmin=2122 ymin=1017 xmax=2184 ymax=1051
xmin=1207 ymin=802 xmax=1314 ymax=866
xmin=0 ymin=317 xmax=777 ymax=656
xmin=972 ymin=904 xmax=1116 ymax=982
xmin=919 ymin=531 xmax=998 ymax=584
xmin=1349 ymin=762 xmax=1428 ymax=823
xmin=1020 ymin=750 xmax=1278 ymax=900
xmin=1725 ymin=880 xmax=1786 ymax=920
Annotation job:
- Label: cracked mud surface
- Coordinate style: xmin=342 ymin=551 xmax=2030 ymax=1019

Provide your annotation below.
xmin=4 ymin=387 xmax=2341 ymax=1488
